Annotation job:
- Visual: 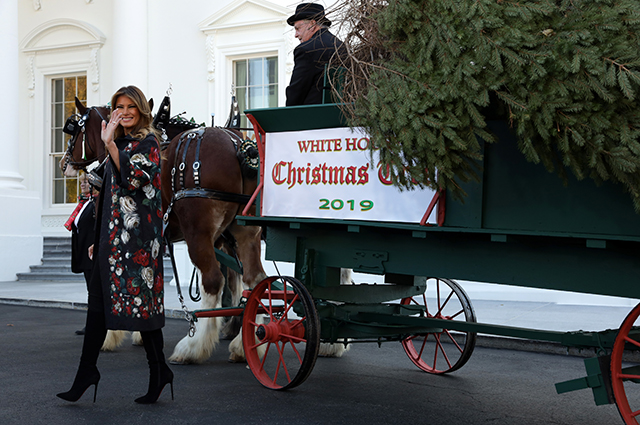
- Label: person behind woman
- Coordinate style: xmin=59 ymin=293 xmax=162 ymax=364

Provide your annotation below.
xmin=57 ymin=85 xmax=171 ymax=404
xmin=64 ymin=171 xmax=98 ymax=335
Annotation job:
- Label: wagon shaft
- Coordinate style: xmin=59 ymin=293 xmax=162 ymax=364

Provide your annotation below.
xmin=317 ymin=304 xmax=621 ymax=350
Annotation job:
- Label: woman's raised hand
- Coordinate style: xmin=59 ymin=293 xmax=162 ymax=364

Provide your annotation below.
xmin=101 ymin=109 xmax=121 ymax=148
xmin=101 ymin=109 xmax=122 ymax=171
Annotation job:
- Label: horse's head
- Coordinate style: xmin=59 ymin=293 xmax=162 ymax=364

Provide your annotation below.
xmin=59 ymin=97 xmax=110 ymax=177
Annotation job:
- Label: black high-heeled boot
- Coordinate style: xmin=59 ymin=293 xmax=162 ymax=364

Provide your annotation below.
xmin=57 ymin=308 xmax=106 ymax=402
xmin=135 ymin=329 xmax=174 ymax=404
xmin=56 ymin=365 xmax=100 ymax=402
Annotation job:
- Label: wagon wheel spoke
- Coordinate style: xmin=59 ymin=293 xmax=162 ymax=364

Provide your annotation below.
xmin=611 ymin=302 xmax=640 ymax=425
xmin=448 ymin=308 xmax=465 ymax=320
xmin=436 ymin=290 xmax=455 ymax=317
xmin=433 ymin=333 xmax=453 ymax=370
xmin=421 ymin=293 xmax=430 ymax=317
xmin=278 ymin=343 xmax=291 ymax=382
xmin=274 ymin=342 xmax=291 ymax=384
xmin=280 ymin=324 xmax=307 ymax=344
xmin=443 ymin=329 xmax=464 ymax=353
xmin=260 ymin=342 xmax=272 ymax=370
xmin=247 ymin=336 xmax=267 ymax=352
xmin=415 ymin=334 xmax=429 ymax=359
xmin=287 ymin=340 xmax=304 ymax=364
xmin=243 ymin=276 xmax=319 ymax=390
xmin=620 ymin=374 xmax=640 ymax=381
xmin=625 ymin=335 xmax=640 ymax=350
xmin=257 ymin=298 xmax=274 ymax=319
xmin=278 ymin=294 xmax=300 ymax=325
xmin=400 ymin=278 xmax=476 ymax=374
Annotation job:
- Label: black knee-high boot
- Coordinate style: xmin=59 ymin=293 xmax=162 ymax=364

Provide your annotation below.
xmin=135 ymin=329 xmax=174 ymax=404
xmin=56 ymin=308 xmax=107 ymax=402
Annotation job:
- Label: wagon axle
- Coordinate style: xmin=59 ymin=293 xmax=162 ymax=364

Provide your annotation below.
xmin=255 ymin=320 xmax=306 ymax=344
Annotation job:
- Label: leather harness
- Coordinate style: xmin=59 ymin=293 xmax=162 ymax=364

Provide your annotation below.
xmin=162 ymin=126 xmax=253 ymax=230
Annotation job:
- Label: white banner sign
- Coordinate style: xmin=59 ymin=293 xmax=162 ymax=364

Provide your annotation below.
xmin=262 ymin=127 xmax=437 ymax=224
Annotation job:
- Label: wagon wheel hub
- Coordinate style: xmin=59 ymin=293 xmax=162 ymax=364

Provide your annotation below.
xmin=256 ymin=320 xmax=305 ymax=343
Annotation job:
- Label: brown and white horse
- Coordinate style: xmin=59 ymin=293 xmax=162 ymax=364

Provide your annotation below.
xmin=60 ymin=97 xmax=266 ymax=363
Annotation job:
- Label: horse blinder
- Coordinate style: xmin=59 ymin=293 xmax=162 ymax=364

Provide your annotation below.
xmin=62 ymin=114 xmax=82 ymax=136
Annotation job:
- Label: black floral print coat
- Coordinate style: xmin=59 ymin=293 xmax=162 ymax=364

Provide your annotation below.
xmin=95 ymin=133 xmax=164 ymax=331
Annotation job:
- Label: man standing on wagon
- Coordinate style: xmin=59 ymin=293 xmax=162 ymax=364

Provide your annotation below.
xmin=285 ymin=3 xmax=344 ymax=106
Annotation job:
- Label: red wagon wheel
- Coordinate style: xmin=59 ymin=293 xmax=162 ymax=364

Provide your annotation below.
xmin=611 ymin=302 xmax=640 ymax=425
xmin=242 ymin=276 xmax=320 ymax=390
xmin=400 ymin=277 xmax=477 ymax=374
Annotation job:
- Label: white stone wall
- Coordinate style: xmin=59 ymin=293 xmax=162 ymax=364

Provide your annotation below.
xmin=10 ymin=0 xmax=297 ymax=279
xmin=16 ymin=0 xmax=296 ymax=239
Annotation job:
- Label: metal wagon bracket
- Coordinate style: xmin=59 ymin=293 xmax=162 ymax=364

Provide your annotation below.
xmin=555 ymin=356 xmax=615 ymax=406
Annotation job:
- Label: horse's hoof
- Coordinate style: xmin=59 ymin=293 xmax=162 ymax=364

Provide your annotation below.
xmin=227 ymin=353 xmax=246 ymax=363
xmin=130 ymin=331 xmax=143 ymax=346
xmin=169 ymin=359 xmax=191 ymax=365
xmin=317 ymin=342 xmax=350 ymax=358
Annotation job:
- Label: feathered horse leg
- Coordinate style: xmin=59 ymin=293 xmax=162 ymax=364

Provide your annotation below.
xmin=168 ymin=204 xmax=232 ymax=364
xmin=318 ymin=268 xmax=354 ymax=358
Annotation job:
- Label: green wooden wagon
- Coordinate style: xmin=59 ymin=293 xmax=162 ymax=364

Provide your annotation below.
xmin=191 ymin=102 xmax=640 ymax=425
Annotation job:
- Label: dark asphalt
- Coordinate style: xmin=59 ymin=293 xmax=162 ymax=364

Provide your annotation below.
xmin=0 ymin=304 xmax=624 ymax=425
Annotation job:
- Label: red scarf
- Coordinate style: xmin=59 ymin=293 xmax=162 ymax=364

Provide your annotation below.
xmin=64 ymin=194 xmax=92 ymax=231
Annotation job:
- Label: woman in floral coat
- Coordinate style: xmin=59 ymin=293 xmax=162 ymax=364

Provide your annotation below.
xmin=58 ymin=86 xmax=172 ymax=404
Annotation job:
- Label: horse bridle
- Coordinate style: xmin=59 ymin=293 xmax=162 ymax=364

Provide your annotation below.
xmin=61 ymin=106 xmax=109 ymax=173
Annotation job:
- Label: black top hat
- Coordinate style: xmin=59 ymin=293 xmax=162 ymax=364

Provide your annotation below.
xmin=287 ymin=3 xmax=331 ymax=27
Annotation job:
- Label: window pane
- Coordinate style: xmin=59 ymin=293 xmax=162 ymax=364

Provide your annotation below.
xmin=235 ymin=61 xmax=247 ymax=87
xmin=54 ymin=79 xmax=63 ymax=102
xmin=54 ymin=180 xmax=65 ymax=204
xmin=267 ymin=57 xmax=278 ymax=85
xmin=77 ymin=76 xmax=87 ymax=102
xmin=54 ymin=103 xmax=63 ymax=129
xmin=67 ymin=179 xmax=78 ymax=203
xmin=64 ymin=77 xmax=76 ymax=102
xmin=248 ymin=86 xmax=264 ymax=109
xmin=54 ymin=130 xmax=63 ymax=153
xmin=268 ymin=85 xmax=278 ymax=107
xmin=53 ymin=156 xmax=63 ymax=178
xmin=248 ymin=58 xmax=263 ymax=86
xmin=236 ymin=87 xmax=247 ymax=113
xmin=64 ymin=102 xmax=75 ymax=122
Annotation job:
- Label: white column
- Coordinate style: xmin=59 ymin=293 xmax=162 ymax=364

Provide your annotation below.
xmin=0 ymin=0 xmax=42 ymax=281
xmin=0 ymin=0 xmax=26 ymax=190
xmin=111 ymin=0 xmax=149 ymax=93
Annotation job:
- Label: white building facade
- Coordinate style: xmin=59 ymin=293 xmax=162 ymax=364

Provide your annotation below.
xmin=6 ymin=0 xmax=299 ymax=281
xmin=4 ymin=0 xmax=635 ymax=309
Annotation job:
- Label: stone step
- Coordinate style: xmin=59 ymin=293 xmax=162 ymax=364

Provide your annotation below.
xmin=18 ymin=237 xmax=77 ymax=282
xmin=42 ymin=247 xmax=71 ymax=259
xmin=43 ymin=239 xmax=72 ymax=249
xmin=17 ymin=237 xmax=174 ymax=282
xmin=30 ymin=264 xmax=75 ymax=273
xmin=16 ymin=272 xmax=85 ymax=282
xmin=37 ymin=258 xmax=71 ymax=266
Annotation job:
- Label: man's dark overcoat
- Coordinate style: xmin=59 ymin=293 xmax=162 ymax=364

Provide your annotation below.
xmin=93 ymin=133 xmax=164 ymax=331
xmin=286 ymin=28 xmax=344 ymax=106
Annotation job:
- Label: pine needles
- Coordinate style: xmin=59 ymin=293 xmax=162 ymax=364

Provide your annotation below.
xmin=329 ymin=0 xmax=640 ymax=212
